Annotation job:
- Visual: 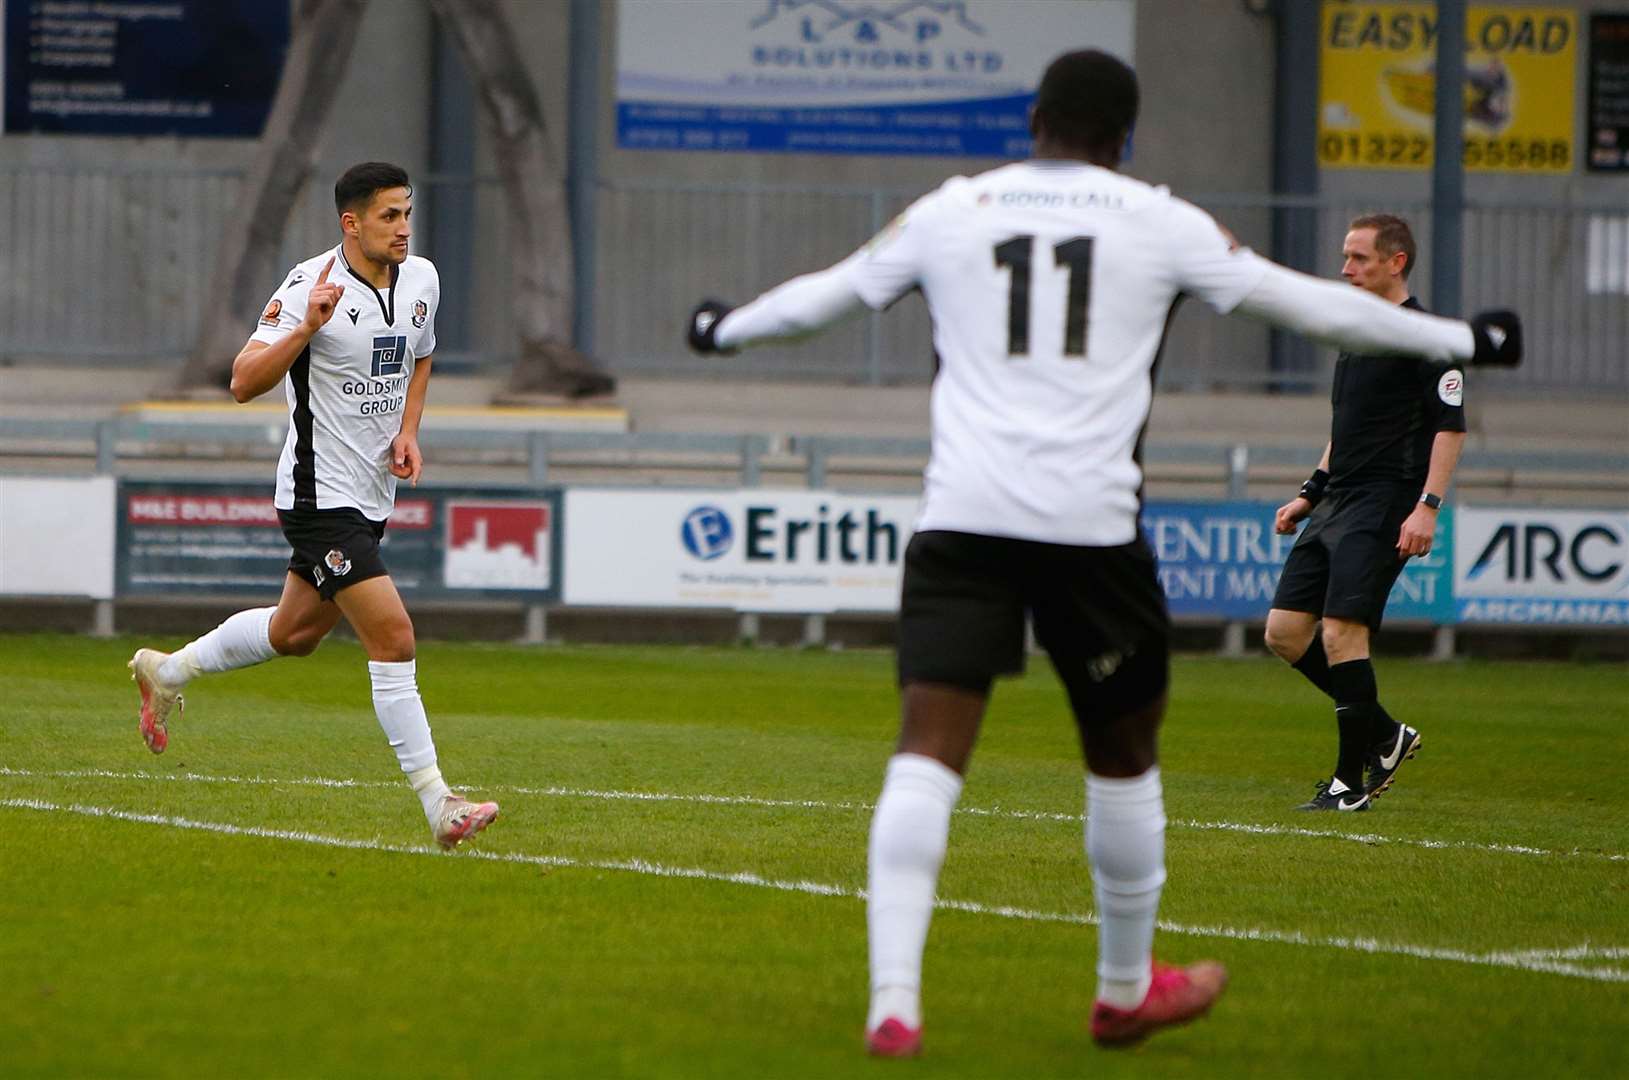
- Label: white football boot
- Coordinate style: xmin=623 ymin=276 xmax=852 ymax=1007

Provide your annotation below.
xmin=432 ymin=793 xmax=500 ymax=849
xmin=128 ymin=648 xmax=183 ymax=754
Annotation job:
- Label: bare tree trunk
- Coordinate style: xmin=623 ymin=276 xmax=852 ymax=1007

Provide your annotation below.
xmin=431 ymin=0 xmax=615 ymax=401
xmin=172 ymin=0 xmax=370 ymax=396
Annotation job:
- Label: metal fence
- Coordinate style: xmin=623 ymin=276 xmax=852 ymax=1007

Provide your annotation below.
xmin=1 ymin=164 xmax=1625 ymax=394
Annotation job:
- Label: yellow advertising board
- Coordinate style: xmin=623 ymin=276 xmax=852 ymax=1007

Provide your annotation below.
xmin=1319 ymin=4 xmax=1576 ymax=172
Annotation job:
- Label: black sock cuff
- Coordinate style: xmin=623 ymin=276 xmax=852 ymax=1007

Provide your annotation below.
xmin=1291 ymin=636 xmax=1335 ymax=697
xmin=1329 ymin=658 xmax=1377 ymax=706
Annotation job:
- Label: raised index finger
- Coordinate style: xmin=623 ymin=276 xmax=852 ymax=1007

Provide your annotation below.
xmin=317 ymin=256 xmax=335 ymax=284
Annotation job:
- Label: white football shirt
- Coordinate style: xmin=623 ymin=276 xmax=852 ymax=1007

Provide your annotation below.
xmin=846 ymin=161 xmax=1266 ymax=546
xmin=250 ymin=245 xmax=439 ymax=521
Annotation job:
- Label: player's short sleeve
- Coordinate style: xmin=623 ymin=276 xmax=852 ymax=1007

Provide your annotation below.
xmin=248 ymin=265 xmax=314 ymax=344
xmin=1163 ymin=197 xmax=1270 ymax=314
xmin=846 ymin=190 xmax=942 ymax=311
xmin=415 ymin=262 xmax=439 ymax=357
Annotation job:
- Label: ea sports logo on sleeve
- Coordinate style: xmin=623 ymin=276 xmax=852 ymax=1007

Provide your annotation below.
xmin=681 ymin=506 xmax=733 ymax=560
xmin=1438 ymin=369 xmax=1464 ymax=406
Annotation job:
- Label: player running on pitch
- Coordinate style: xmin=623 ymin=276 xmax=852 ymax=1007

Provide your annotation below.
xmin=129 ymin=162 xmax=499 ymax=849
xmin=685 ymin=51 xmax=1520 ymax=1055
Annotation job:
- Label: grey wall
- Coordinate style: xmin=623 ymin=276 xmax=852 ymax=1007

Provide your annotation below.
xmin=2 ymin=0 xmax=1622 ymax=392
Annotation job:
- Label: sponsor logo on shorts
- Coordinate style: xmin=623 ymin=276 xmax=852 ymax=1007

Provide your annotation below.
xmin=312 ymin=565 xmax=325 ymax=587
xmin=1438 ymin=368 xmax=1464 ymax=406
xmin=1086 ymin=648 xmax=1126 ymax=682
xmin=260 ymin=299 xmax=282 ymax=326
xmin=412 ymin=299 xmax=428 ymax=329
xmin=324 ymin=549 xmax=353 ymax=577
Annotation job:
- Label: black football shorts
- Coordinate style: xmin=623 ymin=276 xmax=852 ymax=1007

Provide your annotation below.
xmin=277 ymin=507 xmax=390 ymax=601
xmin=896 ymin=529 xmax=1171 ymax=723
xmin=1271 ymin=484 xmax=1419 ymax=631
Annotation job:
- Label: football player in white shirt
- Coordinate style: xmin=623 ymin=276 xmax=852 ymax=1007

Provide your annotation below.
xmin=687 ymin=52 xmax=1521 ymax=1055
xmin=128 ymin=162 xmax=499 ymax=849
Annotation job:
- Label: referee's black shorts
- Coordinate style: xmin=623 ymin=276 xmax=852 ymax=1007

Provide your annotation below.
xmin=278 ymin=507 xmax=390 ymax=601
xmin=896 ymin=530 xmax=1171 ymax=723
xmin=1271 ymin=484 xmax=1418 ymax=631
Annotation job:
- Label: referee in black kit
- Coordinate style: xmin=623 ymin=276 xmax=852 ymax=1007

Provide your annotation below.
xmin=1264 ymin=214 xmax=1467 ymax=812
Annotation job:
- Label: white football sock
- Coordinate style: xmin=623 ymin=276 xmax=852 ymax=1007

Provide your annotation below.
xmin=1086 ymin=767 xmax=1167 ymax=1010
xmin=409 ymin=765 xmax=452 ymax=821
xmin=368 ymin=660 xmax=442 ymax=822
xmin=866 ymin=753 xmax=963 ymax=1030
xmin=158 ymin=607 xmax=277 ymax=686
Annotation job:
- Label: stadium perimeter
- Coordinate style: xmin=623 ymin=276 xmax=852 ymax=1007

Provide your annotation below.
xmin=2 ymin=362 xmax=1624 ymax=656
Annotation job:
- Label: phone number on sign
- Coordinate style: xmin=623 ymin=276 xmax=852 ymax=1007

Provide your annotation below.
xmin=1318 ymin=134 xmax=1571 ymax=170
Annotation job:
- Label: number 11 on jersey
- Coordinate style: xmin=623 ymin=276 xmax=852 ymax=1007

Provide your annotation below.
xmin=993 ymin=235 xmax=1095 ymax=359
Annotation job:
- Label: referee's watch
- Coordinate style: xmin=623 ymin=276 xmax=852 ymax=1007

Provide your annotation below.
xmin=1419 ymin=492 xmax=1443 ymax=511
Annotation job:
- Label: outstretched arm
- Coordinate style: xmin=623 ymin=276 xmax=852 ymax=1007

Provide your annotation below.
xmin=690 ymin=191 xmax=938 ymax=355
xmin=707 ymin=256 xmax=871 ymax=351
xmin=1235 ymin=261 xmax=1472 ymax=361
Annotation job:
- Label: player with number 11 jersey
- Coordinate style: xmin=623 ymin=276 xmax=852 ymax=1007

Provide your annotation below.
xmin=686 ymin=49 xmax=1522 ymax=1059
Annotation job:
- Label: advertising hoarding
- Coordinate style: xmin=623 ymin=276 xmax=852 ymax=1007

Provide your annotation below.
xmin=563 ymin=488 xmax=917 ymax=612
xmin=615 ymin=0 xmax=1134 ymax=157
xmin=1143 ymin=500 xmax=1454 ymax=624
xmin=3 ymin=0 xmax=289 ymax=136
xmin=0 ymin=475 xmax=116 ymax=599
xmin=115 ymin=482 xmax=561 ymax=601
xmin=562 ymin=490 xmax=1457 ymax=624
xmin=1318 ymin=4 xmax=1576 ymax=173
xmin=1454 ymin=507 xmax=1629 ymax=624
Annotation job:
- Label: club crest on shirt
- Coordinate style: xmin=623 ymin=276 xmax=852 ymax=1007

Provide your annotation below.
xmin=1438 ymin=369 xmax=1464 ymax=406
xmin=260 ymin=299 xmax=282 ymax=326
xmin=412 ymin=299 xmax=428 ymax=329
xmin=324 ymin=549 xmax=353 ymax=577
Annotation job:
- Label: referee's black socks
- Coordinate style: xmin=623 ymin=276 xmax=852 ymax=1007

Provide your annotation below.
xmin=1329 ymin=659 xmax=1387 ymax=789
xmin=1291 ymin=636 xmax=1335 ymax=697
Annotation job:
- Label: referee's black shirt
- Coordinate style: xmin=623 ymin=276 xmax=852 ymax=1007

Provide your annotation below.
xmin=1328 ymin=296 xmax=1467 ymax=490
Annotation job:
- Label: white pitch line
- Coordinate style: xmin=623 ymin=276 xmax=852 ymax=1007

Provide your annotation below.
xmin=2 ymin=795 xmax=1625 ymax=986
xmin=3 ymin=764 xmax=1625 ymax=864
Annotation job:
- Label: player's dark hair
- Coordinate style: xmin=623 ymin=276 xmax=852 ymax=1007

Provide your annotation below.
xmin=334 ymin=162 xmax=412 ymax=215
xmin=1029 ymin=50 xmax=1139 ymax=161
xmin=1350 ymin=213 xmax=1417 ymax=279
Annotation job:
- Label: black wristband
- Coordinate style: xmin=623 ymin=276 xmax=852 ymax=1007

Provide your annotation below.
xmin=1419 ymin=492 xmax=1443 ymax=510
xmin=1299 ymin=468 xmax=1330 ymax=507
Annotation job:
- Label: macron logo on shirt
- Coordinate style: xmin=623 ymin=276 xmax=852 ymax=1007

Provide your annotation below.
xmin=371 ymin=335 xmax=407 ymax=376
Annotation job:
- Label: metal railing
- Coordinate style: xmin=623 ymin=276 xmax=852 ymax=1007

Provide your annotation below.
xmin=1 ymin=164 xmax=1624 ymax=394
xmin=5 ymin=417 xmax=1626 ymax=504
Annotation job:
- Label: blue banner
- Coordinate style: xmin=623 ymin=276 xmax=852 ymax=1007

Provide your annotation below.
xmin=614 ymin=0 xmax=1133 ymax=157
xmin=1142 ymin=500 xmax=1455 ymax=624
xmin=4 ymin=0 xmax=289 ymax=136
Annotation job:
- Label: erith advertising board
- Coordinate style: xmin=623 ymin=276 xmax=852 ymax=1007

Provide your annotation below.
xmin=561 ymin=491 xmax=1457 ymax=623
xmin=615 ymin=0 xmax=1134 ymax=156
xmin=1318 ymin=4 xmax=1576 ymax=173
xmin=115 ymin=482 xmax=561 ymax=601
xmin=1454 ymin=507 xmax=1629 ymax=625
xmin=563 ymin=489 xmax=918 ymax=612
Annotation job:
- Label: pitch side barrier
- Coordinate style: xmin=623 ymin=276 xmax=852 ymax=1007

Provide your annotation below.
xmin=1 ymin=422 xmax=1625 ymax=649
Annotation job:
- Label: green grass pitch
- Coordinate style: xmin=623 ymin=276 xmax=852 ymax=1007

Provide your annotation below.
xmin=1 ymin=633 xmax=1625 ymax=1078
